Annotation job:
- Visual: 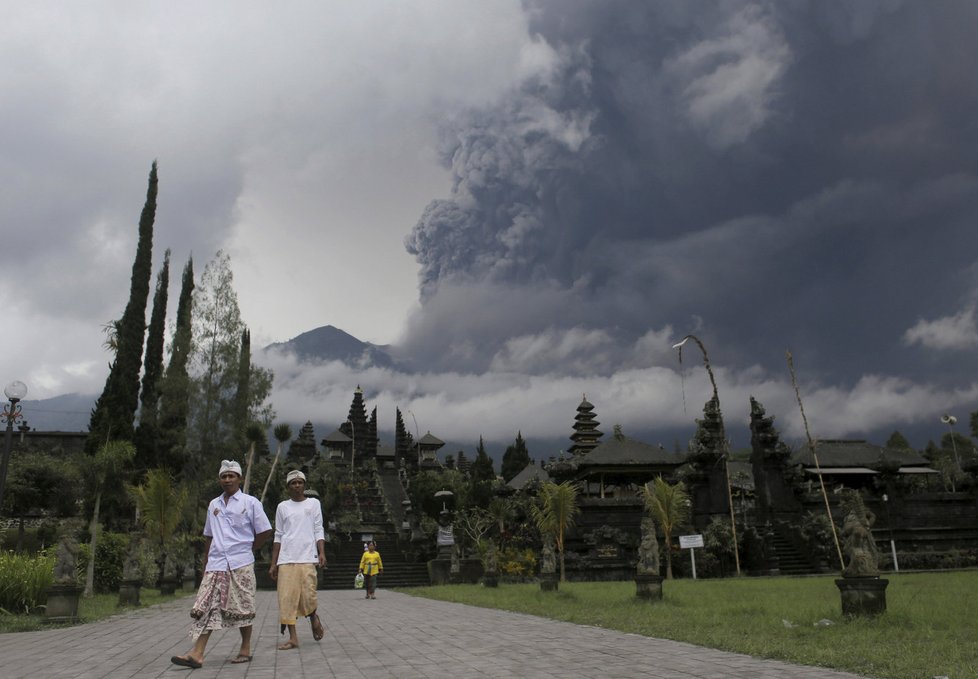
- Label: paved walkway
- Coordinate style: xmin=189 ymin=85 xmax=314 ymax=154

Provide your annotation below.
xmin=0 ymin=590 xmax=871 ymax=679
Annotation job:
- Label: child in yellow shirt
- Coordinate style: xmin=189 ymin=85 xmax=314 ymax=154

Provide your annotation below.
xmin=358 ymin=541 xmax=383 ymax=599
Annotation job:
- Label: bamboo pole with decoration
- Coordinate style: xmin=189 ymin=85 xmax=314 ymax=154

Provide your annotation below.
xmin=786 ymin=350 xmax=844 ymax=571
xmin=672 ymin=334 xmax=741 ymax=576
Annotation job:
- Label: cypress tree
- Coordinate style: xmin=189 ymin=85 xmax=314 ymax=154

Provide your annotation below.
xmin=87 ymin=161 xmax=158 ymax=454
xmin=471 ymin=437 xmax=495 ymax=482
xmin=500 ymin=431 xmax=531 ymax=482
xmin=232 ymin=327 xmax=252 ymax=454
xmin=134 ymin=249 xmax=170 ymax=471
xmin=157 ymin=256 xmax=194 ymax=475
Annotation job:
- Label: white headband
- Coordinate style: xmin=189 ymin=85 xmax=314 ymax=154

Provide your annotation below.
xmin=219 ymin=460 xmax=242 ymax=477
xmin=286 ymin=470 xmax=306 ymax=483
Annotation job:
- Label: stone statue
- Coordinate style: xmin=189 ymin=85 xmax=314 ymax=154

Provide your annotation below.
xmin=53 ymin=533 xmax=79 ymax=585
xmin=121 ymin=534 xmax=142 ymax=582
xmin=636 ymin=517 xmax=661 ymax=575
xmin=484 ymin=541 xmax=499 ymax=574
xmin=436 ymin=508 xmax=455 ymax=546
xmin=540 ymin=534 xmax=556 ymax=574
xmin=840 ymin=490 xmax=879 ymax=577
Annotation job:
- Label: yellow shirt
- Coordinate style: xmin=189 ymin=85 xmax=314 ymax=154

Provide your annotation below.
xmin=359 ymin=550 xmax=383 ymax=575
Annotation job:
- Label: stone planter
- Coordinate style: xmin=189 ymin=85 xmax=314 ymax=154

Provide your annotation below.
xmin=539 ymin=572 xmax=558 ymax=592
xmin=159 ymin=577 xmax=179 ymax=596
xmin=635 ymin=573 xmax=664 ymax=601
xmin=45 ymin=583 xmax=82 ymax=623
xmin=835 ymin=577 xmax=889 ymax=617
xmin=117 ymin=579 xmax=141 ymax=607
xmin=427 ymin=558 xmax=451 ymax=585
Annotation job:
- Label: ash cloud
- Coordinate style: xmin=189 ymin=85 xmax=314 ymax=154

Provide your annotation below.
xmin=401 ymin=0 xmax=978 ymax=405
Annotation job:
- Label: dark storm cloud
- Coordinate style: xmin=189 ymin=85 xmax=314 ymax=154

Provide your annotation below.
xmin=402 ymin=0 xmax=978 ymax=400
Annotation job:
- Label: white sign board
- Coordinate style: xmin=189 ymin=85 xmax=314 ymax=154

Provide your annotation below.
xmin=679 ymin=534 xmax=704 ymax=549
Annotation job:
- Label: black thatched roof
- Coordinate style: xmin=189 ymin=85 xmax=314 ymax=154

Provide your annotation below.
xmin=507 ymin=462 xmax=551 ymax=490
xmin=576 ymin=435 xmax=684 ymax=468
xmin=789 ymin=440 xmax=928 ymax=468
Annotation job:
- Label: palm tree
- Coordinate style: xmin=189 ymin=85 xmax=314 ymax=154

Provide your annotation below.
xmin=530 ymin=481 xmax=581 ymax=581
xmin=487 ymin=496 xmax=513 ymax=539
xmin=643 ymin=476 xmax=690 ymax=579
xmin=131 ymin=468 xmax=188 ymax=587
xmin=242 ymin=422 xmax=265 ymax=493
xmin=260 ymin=423 xmax=293 ymax=505
xmin=84 ymin=440 xmax=136 ymax=596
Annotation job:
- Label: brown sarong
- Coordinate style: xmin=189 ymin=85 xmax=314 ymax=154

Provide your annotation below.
xmin=189 ymin=563 xmax=257 ymax=640
xmin=277 ymin=563 xmax=318 ymax=625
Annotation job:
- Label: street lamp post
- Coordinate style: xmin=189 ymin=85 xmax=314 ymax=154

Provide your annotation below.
xmin=0 ymin=380 xmax=28 ymax=515
xmin=882 ymin=493 xmax=898 ymax=572
xmin=941 ymin=414 xmax=961 ymax=473
xmin=672 ymin=336 xmax=741 ymax=575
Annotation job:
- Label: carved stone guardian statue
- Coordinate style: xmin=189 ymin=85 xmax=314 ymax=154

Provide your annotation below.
xmin=635 ymin=517 xmax=664 ymax=601
xmin=835 ymin=490 xmax=888 ymax=617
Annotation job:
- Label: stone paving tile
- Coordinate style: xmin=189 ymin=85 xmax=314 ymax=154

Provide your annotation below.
xmin=0 ymin=589 xmax=874 ymax=678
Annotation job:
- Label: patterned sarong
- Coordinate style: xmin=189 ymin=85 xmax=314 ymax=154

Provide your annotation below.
xmin=188 ymin=563 xmax=256 ymax=640
xmin=277 ymin=563 xmax=318 ymax=625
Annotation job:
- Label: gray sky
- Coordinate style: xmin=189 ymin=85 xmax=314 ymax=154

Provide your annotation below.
xmin=5 ymin=1 xmax=978 ymax=452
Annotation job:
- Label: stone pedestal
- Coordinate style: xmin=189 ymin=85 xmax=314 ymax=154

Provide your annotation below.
xmin=539 ymin=572 xmax=558 ymax=592
xmin=45 ymin=584 xmax=81 ymax=623
xmin=117 ymin=579 xmax=141 ymax=607
xmin=483 ymin=571 xmax=499 ymax=588
xmin=835 ymin=577 xmax=889 ymax=617
xmin=635 ymin=573 xmax=664 ymax=601
xmin=427 ymin=558 xmax=451 ymax=585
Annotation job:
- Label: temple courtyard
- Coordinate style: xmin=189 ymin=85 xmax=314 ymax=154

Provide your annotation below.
xmin=0 ymin=589 xmax=870 ymax=678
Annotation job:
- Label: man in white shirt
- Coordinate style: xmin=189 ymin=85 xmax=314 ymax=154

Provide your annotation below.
xmin=269 ymin=470 xmax=326 ymax=649
xmin=171 ymin=460 xmax=273 ymax=669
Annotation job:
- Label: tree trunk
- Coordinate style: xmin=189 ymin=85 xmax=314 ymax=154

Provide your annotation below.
xmin=243 ymin=441 xmax=256 ymax=493
xmin=259 ymin=443 xmax=282 ymax=505
xmin=664 ymin=532 xmax=673 ymax=579
xmin=84 ymin=490 xmax=102 ymax=597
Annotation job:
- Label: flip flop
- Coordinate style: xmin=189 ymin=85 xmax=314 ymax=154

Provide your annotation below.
xmin=230 ymin=654 xmax=253 ymax=664
xmin=310 ymin=612 xmax=325 ymax=641
xmin=171 ymin=655 xmax=203 ymax=669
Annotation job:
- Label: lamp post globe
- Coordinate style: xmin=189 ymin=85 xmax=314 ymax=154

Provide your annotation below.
xmin=4 ymin=381 xmax=27 ymax=402
xmin=1 ymin=380 xmax=29 ymax=515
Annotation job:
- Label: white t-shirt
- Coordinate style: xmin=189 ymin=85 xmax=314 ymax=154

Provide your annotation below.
xmin=273 ymin=498 xmax=325 ymax=564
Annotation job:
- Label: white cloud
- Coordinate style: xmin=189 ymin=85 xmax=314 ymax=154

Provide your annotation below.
xmin=903 ymin=306 xmax=978 ymax=350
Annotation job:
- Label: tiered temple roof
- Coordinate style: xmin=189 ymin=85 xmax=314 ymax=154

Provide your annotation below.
xmin=569 ymin=395 xmax=603 ymax=456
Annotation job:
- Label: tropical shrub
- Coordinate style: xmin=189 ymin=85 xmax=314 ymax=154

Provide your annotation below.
xmin=76 ymin=531 xmax=129 ymax=593
xmin=0 ymin=550 xmax=54 ymax=613
xmin=498 ymin=547 xmax=537 ymax=581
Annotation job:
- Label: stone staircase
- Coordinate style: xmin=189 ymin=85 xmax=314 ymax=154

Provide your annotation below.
xmin=769 ymin=524 xmax=819 ymax=575
xmin=321 ymin=534 xmax=429 ymax=590
xmin=319 ymin=468 xmax=429 ymax=590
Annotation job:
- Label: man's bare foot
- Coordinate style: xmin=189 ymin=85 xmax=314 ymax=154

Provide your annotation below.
xmin=277 ymin=640 xmax=299 ymax=650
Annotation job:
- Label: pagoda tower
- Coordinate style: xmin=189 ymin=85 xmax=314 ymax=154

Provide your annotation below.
xmin=568 ymin=394 xmax=603 ymax=456
xmin=287 ymin=421 xmax=318 ymax=466
xmin=341 ymin=386 xmax=370 ymax=464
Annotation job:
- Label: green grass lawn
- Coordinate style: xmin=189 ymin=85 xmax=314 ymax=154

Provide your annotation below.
xmin=403 ymin=572 xmax=978 ymax=679
xmin=0 ymin=589 xmax=190 ymax=633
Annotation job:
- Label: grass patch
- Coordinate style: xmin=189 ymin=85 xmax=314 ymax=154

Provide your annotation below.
xmin=403 ymin=572 xmax=978 ymax=679
xmin=0 ymin=589 xmax=190 ymax=633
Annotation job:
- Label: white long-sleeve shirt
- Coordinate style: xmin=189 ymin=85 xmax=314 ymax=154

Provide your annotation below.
xmin=273 ymin=498 xmax=325 ymax=564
